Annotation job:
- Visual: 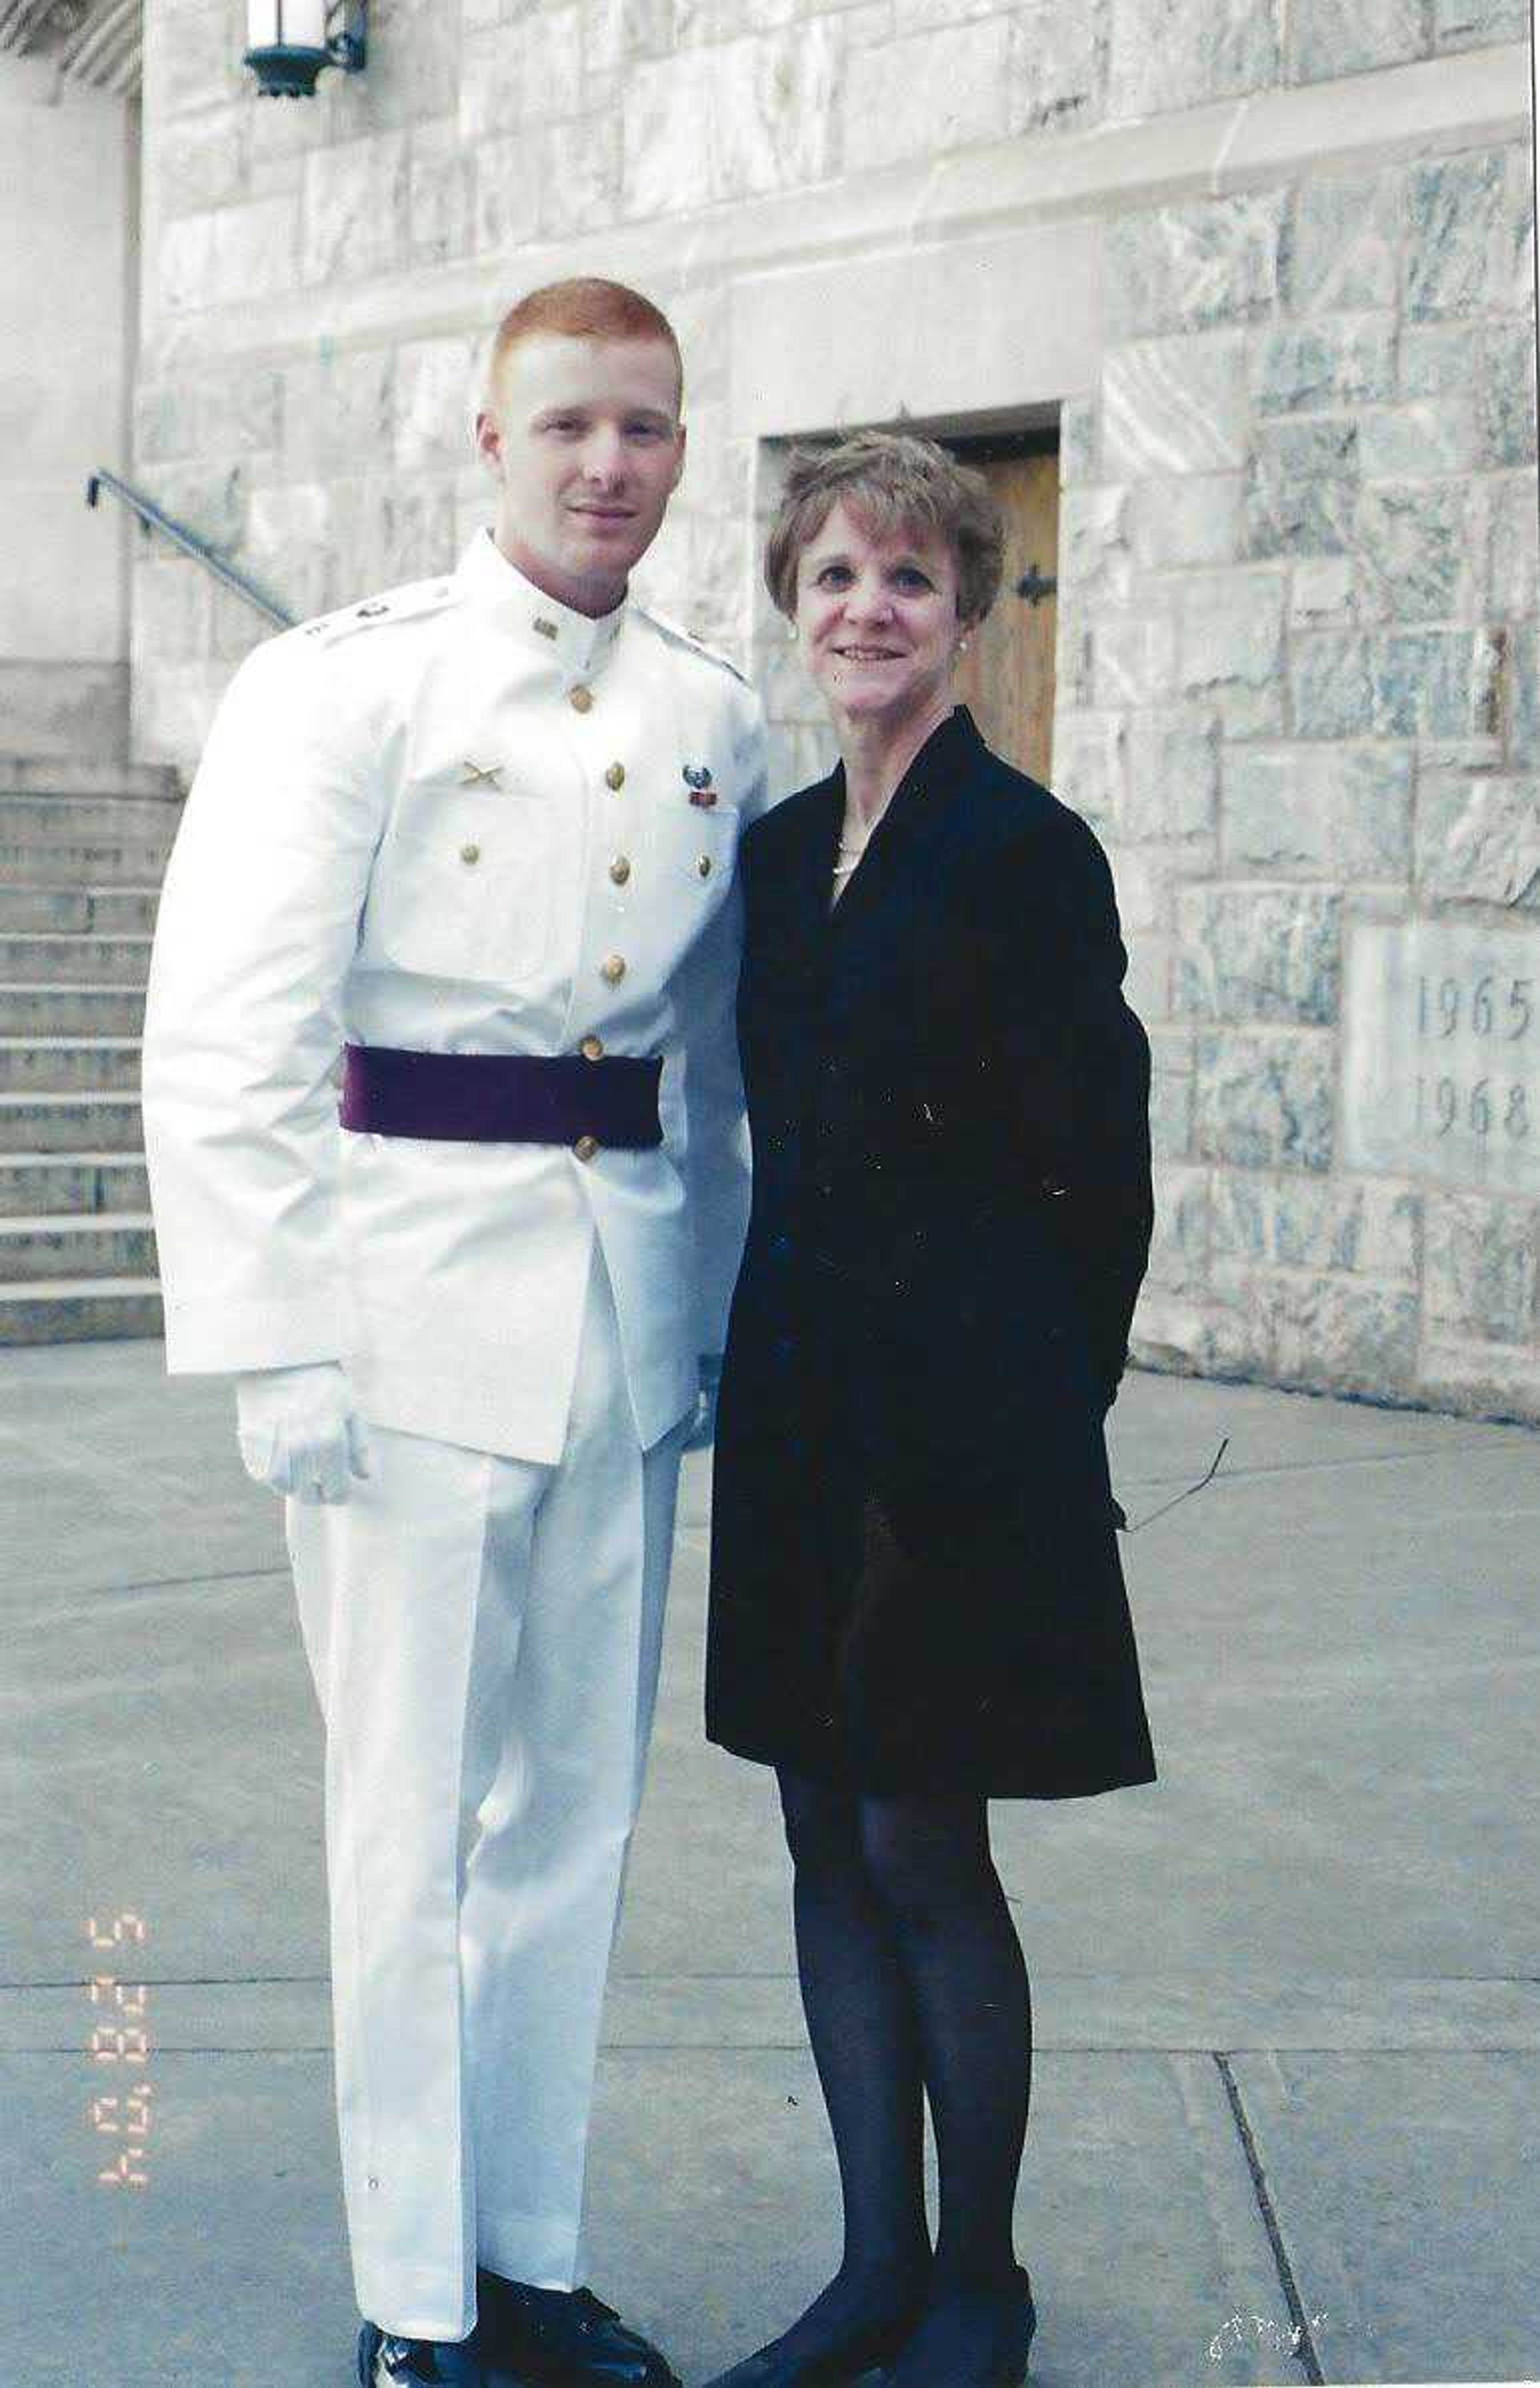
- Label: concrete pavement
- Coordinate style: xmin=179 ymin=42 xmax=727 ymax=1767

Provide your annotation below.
xmin=2 ymin=1341 xmax=1537 ymax=2386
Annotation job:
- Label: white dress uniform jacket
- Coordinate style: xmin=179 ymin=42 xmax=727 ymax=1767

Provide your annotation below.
xmin=142 ymin=529 xmax=768 ymax=1462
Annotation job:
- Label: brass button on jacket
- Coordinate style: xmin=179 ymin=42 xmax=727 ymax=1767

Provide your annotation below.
xmin=697 ymin=854 xmax=713 ymax=879
xmin=600 ymin=954 xmax=626 ymax=985
xmin=604 ymin=762 xmax=626 ymax=790
xmin=579 ymin=1034 xmax=605 ymax=1061
xmin=459 ymin=842 xmax=480 ymax=865
xmin=609 ymin=856 xmax=632 ymax=886
xmin=573 ymin=1133 xmax=600 ymax=1163
xmin=569 ymin=685 xmax=594 ymax=714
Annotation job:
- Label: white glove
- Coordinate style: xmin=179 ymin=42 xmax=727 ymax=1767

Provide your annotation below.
xmin=235 ymin=1362 xmax=373 ymax=1504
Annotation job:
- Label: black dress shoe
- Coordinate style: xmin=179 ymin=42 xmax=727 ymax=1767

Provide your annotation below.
xmin=474 ymin=2272 xmax=681 ymax=2387
xmin=357 ymin=2321 xmax=483 ymax=2385
xmin=699 ymin=2306 xmax=919 ymax=2388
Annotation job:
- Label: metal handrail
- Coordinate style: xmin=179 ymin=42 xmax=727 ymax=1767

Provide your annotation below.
xmin=86 ymin=467 xmax=295 ymax=630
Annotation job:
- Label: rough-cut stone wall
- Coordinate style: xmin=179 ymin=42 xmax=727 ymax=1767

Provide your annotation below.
xmin=133 ymin=0 xmax=776 ymax=756
xmin=1061 ymin=145 xmax=1540 ymax=1418
xmin=131 ymin=0 xmax=1540 ymax=1418
xmin=2 ymin=52 xmax=136 ymax=757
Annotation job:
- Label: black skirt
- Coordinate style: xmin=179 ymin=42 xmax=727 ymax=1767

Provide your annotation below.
xmin=705 ymin=1255 xmax=1158 ymax=1802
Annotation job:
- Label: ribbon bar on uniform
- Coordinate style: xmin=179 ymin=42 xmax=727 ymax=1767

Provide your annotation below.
xmin=339 ymin=1043 xmax=665 ymax=1147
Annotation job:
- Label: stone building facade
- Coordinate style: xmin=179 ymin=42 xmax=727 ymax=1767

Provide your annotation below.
xmin=0 ymin=33 xmax=138 ymax=758
xmin=66 ymin=0 xmax=1540 ymax=1412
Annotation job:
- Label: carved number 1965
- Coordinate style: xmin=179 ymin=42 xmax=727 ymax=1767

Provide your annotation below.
xmin=1416 ymin=973 xmax=1533 ymax=1142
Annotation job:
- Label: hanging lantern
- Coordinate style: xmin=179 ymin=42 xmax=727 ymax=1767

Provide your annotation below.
xmin=243 ymin=2 xmax=367 ymax=98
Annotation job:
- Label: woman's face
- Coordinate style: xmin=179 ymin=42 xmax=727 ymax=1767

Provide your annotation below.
xmin=792 ymin=499 xmax=965 ymax=732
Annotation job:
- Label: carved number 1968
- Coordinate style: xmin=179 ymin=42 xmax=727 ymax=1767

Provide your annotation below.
xmin=1416 ymin=974 xmax=1533 ymax=1143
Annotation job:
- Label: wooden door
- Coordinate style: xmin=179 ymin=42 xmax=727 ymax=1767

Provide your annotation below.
xmin=950 ymin=446 xmax=1059 ymax=785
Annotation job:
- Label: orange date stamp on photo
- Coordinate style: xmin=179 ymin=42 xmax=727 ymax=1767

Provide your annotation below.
xmin=87 ymin=1913 xmax=153 ymax=2189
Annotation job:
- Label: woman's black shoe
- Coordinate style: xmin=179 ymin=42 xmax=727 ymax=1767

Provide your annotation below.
xmin=699 ymin=2305 xmax=920 ymax=2388
xmin=877 ymin=2269 xmax=1037 ymax=2388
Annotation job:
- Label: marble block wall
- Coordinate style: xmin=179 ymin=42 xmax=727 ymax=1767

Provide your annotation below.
xmin=1060 ymin=146 xmax=1540 ymax=1419
xmin=129 ymin=0 xmax=1540 ymax=1417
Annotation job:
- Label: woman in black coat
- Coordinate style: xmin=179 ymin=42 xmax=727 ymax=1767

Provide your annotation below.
xmin=701 ymin=433 xmax=1156 ymax=2388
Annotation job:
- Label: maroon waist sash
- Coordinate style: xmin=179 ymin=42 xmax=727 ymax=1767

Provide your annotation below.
xmin=339 ymin=1043 xmax=664 ymax=1147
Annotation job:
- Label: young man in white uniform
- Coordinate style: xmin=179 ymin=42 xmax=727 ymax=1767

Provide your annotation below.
xmin=142 ymin=280 xmax=767 ymax=2388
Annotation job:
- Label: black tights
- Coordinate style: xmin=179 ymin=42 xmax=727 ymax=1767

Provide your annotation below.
xmin=766 ymin=1768 xmax=1031 ymax=2359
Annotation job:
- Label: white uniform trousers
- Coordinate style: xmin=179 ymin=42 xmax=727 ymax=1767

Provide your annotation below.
xmin=286 ymin=1245 xmax=685 ymax=2342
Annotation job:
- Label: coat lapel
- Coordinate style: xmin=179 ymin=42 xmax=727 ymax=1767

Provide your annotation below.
xmin=762 ymin=708 xmax=989 ymax=973
xmin=825 ymin=705 xmax=985 ymax=957
xmin=772 ymin=766 xmax=843 ymax=960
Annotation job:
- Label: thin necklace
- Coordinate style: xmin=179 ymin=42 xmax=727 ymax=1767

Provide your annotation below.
xmin=833 ymin=802 xmax=888 ymax=877
xmin=833 ymin=702 xmax=952 ymax=878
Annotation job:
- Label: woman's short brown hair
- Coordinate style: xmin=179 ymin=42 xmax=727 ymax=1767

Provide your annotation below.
xmin=764 ymin=430 xmax=1005 ymax=626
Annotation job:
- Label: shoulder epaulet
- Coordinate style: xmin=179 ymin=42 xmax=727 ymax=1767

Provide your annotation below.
xmin=292 ymin=574 xmax=459 ymax=648
xmin=640 ymin=605 xmax=751 ymax=685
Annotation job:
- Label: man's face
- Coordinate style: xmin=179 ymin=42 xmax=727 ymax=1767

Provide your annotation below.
xmin=476 ymin=333 xmax=686 ymax=614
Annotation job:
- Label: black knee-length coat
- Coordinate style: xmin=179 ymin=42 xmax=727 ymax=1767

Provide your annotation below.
xmin=705 ymin=706 xmax=1157 ymax=1798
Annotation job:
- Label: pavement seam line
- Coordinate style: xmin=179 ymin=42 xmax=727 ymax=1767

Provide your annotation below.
xmin=1214 ymin=2052 xmax=1324 ymax=2386
xmin=73 ymin=1562 xmax=291 ymax=1598
xmin=1115 ymin=1433 xmax=1536 ymax=1495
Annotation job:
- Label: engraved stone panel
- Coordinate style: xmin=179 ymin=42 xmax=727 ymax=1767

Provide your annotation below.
xmin=1342 ymin=920 xmax=1540 ymax=1191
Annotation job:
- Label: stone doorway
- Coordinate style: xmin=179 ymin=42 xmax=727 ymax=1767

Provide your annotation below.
xmin=947 ymin=431 xmax=1060 ymax=786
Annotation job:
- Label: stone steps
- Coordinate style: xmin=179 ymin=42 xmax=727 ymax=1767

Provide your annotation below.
xmin=0 ymin=793 xmax=184 ymax=842
xmin=0 ymin=1037 xmax=144 ymax=1094
xmin=0 ymin=887 xmax=160 ymax=934
xmin=0 ymin=1212 xmax=157 ymax=1283
xmin=0 ymin=1277 xmax=164 ymax=1344
xmin=0 ymin=889 xmax=95 ymax=934
xmin=0 ymin=1093 xmax=146 ymax=1153
xmin=0 ymin=752 xmax=181 ymax=1342
xmin=0 ymin=933 xmax=155 ymax=986
xmin=0 ymin=754 xmax=186 ymax=1337
xmin=0 ymin=986 xmax=146 ymax=1037
xmin=0 ymin=756 xmax=182 ymax=801
xmin=92 ymin=889 xmax=162 ymax=935
xmin=0 ymin=840 xmax=178 ymax=887
xmin=0 ymin=1153 xmax=149 ymax=1217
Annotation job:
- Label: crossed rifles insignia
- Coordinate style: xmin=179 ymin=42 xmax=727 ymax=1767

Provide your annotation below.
xmin=458 ymin=758 xmax=719 ymax=801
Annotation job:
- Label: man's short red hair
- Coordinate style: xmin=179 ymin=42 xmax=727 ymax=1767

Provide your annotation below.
xmin=488 ymin=278 xmax=683 ymax=413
